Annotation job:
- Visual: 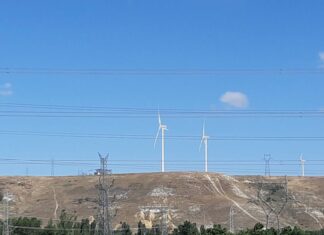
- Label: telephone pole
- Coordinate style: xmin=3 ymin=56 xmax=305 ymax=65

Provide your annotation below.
xmin=51 ymin=158 xmax=55 ymax=176
xmin=97 ymin=153 xmax=112 ymax=235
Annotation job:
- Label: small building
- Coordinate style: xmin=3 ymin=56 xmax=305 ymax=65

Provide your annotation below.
xmin=94 ymin=169 xmax=112 ymax=175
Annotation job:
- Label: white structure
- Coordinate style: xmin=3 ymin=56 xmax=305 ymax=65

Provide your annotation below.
xmin=199 ymin=122 xmax=209 ymax=173
xmin=300 ymin=154 xmax=306 ymax=177
xmin=154 ymin=112 xmax=167 ymax=172
xmin=229 ymin=205 xmax=235 ymax=233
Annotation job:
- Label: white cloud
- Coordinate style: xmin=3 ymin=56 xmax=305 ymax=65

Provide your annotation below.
xmin=220 ymin=91 xmax=249 ymax=108
xmin=3 ymin=83 xmax=11 ymax=89
xmin=318 ymin=51 xmax=324 ymax=62
xmin=0 ymin=82 xmax=13 ymax=96
xmin=320 ymin=52 xmax=324 ymax=67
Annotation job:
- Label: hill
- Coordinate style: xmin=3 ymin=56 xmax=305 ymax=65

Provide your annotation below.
xmin=1 ymin=173 xmax=324 ymax=231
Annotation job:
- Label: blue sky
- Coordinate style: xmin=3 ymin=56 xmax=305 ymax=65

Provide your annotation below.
xmin=0 ymin=0 xmax=324 ymax=176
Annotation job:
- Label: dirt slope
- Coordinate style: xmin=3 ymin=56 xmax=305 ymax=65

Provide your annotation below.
xmin=0 ymin=173 xmax=324 ymax=231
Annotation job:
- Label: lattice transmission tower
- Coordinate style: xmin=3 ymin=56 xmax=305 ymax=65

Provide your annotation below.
xmin=97 ymin=153 xmax=112 ymax=235
xmin=141 ymin=205 xmax=169 ymax=235
xmin=264 ymin=154 xmax=271 ymax=177
xmin=229 ymin=205 xmax=235 ymax=233
xmin=2 ymin=191 xmax=11 ymax=235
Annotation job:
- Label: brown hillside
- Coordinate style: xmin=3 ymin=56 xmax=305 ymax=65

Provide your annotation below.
xmin=0 ymin=173 xmax=324 ymax=231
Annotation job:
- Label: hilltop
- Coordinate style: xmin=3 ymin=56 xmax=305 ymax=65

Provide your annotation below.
xmin=1 ymin=173 xmax=324 ymax=231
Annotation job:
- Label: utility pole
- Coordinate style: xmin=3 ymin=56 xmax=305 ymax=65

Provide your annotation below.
xmin=229 ymin=205 xmax=235 ymax=233
xmin=51 ymin=158 xmax=55 ymax=176
xmin=97 ymin=153 xmax=112 ymax=235
xmin=264 ymin=154 xmax=271 ymax=177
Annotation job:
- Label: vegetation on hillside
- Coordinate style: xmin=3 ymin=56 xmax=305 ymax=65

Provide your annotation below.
xmin=1 ymin=210 xmax=324 ymax=235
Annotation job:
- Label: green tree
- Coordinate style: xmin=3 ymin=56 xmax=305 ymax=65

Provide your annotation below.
xmin=10 ymin=217 xmax=42 ymax=235
xmin=253 ymin=223 xmax=264 ymax=232
xmin=137 ymin=221 xmax=147 ymax=235
xmin=0 ymin=219 xmax=4 ymax=235
xmin=115 ymin=222 xmax=132 ymax=235
xmin=41 ymin=219 xmax=56 ymax=235
xmin=55 ymin=210 xmax=79 ymax=235
xmin=172 ymin=221 xmax=199 ymax=235
xmin=200 ymin=225 xmax=206 ymax=235
xmin=205 ymin=224 xmax=227 ymax=235
xmin=147 ymin=224 xmax=161 ymax=235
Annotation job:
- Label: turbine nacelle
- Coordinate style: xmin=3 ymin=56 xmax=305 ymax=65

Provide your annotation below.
xmin=299 ymin=154 xmax=305 ymax=161
xmin=160 ymin=124 xmax=167 ymax=130
xmin=199 ymin=135 xmax=209 ymax=151
xmin=202 ymin=135 xmax=209 ymax=140
xmin=199 ymin=122 xmax=209 ymax=151
xmin=300 ymin=154 xmax=306 ymax=163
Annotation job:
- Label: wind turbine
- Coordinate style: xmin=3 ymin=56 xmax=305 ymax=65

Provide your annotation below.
xmin=154 ymin=112 xmax=167 ymax=172
xmin=300 ymin=154 xmax=306 ymax=177
xmin=199 ymin=122 xmax=209 ymax=173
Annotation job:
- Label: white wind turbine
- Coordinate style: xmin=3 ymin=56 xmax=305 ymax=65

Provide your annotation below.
xmin=154 ymin=112 xmax=167 ymax=172
xmin=300 ymin=154 xmax=306 ymax=177
xmin=199 ymin=122 xmax=209 ymax=173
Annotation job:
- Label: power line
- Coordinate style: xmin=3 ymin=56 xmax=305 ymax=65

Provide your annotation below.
xmin=2 ymin=102 xmax=324 ymax=112
xmin=2 ymin=102 xmax=324 ymax=115
xmin=8 ymin=225 xmax=161 ymax=232
xmin=0 ymin=112 xmax=324 ymax=118
xmin=1 ymin=130 xmax=324 ymax=141
xmin=1 ymin=67 xmax=324 ymax=76
xmin=0 ymin=156 xmax=324 ymax=176
xmin=1 ymin=103 xmax=324 ymax=118
xmin=2 ymin=157 xmax=324 ymax=165
xmin=8 ymin=226 xmax=93 ymax=232
xmin=7 ymin=214 xmax=85 ymax=223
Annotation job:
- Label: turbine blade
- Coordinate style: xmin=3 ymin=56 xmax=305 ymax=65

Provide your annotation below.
xmin=202 ymin=122 xmax=205 ymax=137
xmin=154 ymin=127 xmax=161 ymax=148
xmin=158 ymin=112 xmax=162 ymax=126
xmin=199 ymin=138 xmax=203 ymax=151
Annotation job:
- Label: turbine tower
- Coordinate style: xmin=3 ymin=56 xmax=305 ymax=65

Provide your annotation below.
xmin=300 ymin=154 xmax=306 ymax=177
xmin=154 ymin=112 xmax=167 ymax=172
xmin=199 ymin=122 xmax=209 ymax=173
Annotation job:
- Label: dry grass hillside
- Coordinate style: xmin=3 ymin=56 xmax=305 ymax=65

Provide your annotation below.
xmin=0 ymin=173 xmax=324 ymax=231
